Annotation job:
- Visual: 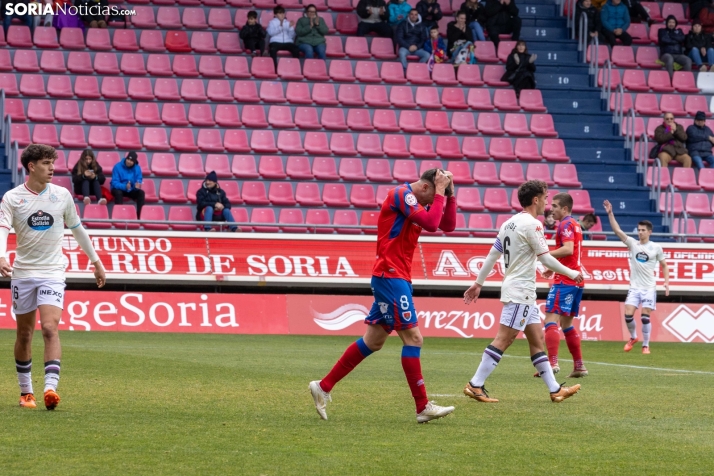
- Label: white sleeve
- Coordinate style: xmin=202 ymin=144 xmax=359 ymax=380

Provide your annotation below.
xmin=70 ymin=224 xmax=99 ymax=263
xmin=475 ymin=245 xmax=503 ymax=286
xmin=0 ymin=196 xmax=14 ymax=231
xmin=63 ymin=192 xmax=81 ymax=230
xmin=656 ymin=245 xmax=665 ymax=262
xmin=0 ymin=227 xmax=9 ymax=258
xmin=624 ymin=237 xmax=637 ymax=250
xmin=538 ymin=253 xmax=580 ymax=280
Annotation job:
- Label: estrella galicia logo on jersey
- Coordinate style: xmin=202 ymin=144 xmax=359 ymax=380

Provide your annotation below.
xmin=27 ymin=210 xmax=54 ymax=230
xmin=636 ymin=251 xmax=649 ymax=263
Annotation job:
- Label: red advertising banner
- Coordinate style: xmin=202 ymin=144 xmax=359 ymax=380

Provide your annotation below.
xmin=0 ymin=290 xmax=711 ymax=344
xmin=3 ymin=231 xmax=714 ymax=292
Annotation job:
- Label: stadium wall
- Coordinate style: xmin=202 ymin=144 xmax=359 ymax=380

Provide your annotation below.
xmin=5 ymin=230 xmax=714 ymax=294
xmin=0 ymin=289 xmax=711 ymax=344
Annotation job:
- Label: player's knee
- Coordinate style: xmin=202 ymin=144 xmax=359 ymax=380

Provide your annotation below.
xmin=16 ymin=326 xmax=33 ymax=343
xmin=625 ymin=315 xmax=634 ymax=323
xmin=641 ymin=315 xmax=650 ymax=325
xmin=408 ymin=334 xmax=424 ymax=348
xmin=40 ymin=322 xmax=58 ymax=339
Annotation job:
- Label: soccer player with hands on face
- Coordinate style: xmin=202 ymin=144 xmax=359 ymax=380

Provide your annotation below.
xmin=310 ymin=169 xmax=458 ymax=424
xmin=462 ymin=181 xmax=583 ymax=404
xmin=603 ymin=200 xmax=669 ymax=354
xmin=0 ymin=144 xmax=106 ymax=411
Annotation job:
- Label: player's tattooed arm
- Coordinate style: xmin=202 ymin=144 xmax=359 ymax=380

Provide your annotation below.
xmin=660 ymin=259 xmax=670 ymax=296
xmin=603 ymin=200 xmax=629 ymax=243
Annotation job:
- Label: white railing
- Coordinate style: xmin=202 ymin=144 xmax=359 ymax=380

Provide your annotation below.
xmin=662 ymin=184 xmax=675 ymax=228
xmin=674 ymin=210 xmax=689 ymax=243
xmin=649 ymin=157 xmax=662 ymax=202
xmin=578 ymin=11 xmax=588 ymax=57
xmin=11 ymin=141 xmax=19 ymax=187
xmin=600 ymin=59 xmax=613 ymax=99
xmin=624 ymin=107 xmax=637 ymax=152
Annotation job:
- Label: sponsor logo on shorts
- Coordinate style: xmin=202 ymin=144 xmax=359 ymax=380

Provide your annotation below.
xmin=39 ymin=289 xmax=64 ymax=303
xmin=405 ymin=193 xmax=417 ymax=206
xmin=520 ymin=318 xmax=526 ymax=326
xmin=635 ymin=251 xmax=649 ymax=263
xmin=565 ymin=294 xmax=574 ymax=305
xmin=403 ymin=311 xmax=412 ymax=321
xmin=379 ymin=302 xmax=389 ymax=314
xmin=662 ymin=305 xmax=714 ymax=343
xmin=27 ymin=210 xmax=54 ymax=231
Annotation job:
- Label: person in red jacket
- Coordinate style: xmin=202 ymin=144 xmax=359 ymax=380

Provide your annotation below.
xmin=698 ymin=0 xmax=714 ymax=34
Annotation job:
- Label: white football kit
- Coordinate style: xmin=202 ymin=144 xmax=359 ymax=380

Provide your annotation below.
xmin=0 ymin=183 xmax=81 ymax=314
xmin=494 ymin=212 xmax=550 ymax=331
xmin=624 ymin=237 xmax=664 ymax=310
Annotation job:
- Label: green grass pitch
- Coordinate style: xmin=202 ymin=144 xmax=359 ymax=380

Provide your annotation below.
xmin=0 ymin=330 xmax=713 ymax=475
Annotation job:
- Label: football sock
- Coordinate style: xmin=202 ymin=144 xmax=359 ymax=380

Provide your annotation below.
xmin=544 ymin=322 xmax=560 ymax=367
xmin=563 ymin=326 xmax=584 ymax=369
xmin=641 ymin=315 xmax=651 ymax=347
xmin=532 ymin=352 xmax=561 ymax=393
xmin=319 ymin=338 xmax=373 ymax=393
xmin=44 ymin=360 xmax=61 ymax=393
xmin=470 ymin=345 xmax=502 ymax=387
xmin=625 ymin=314 xmax=637 ymax=339
xmin=16 ymin=359 xmax=33 ymax=395
xmin=401 ymin=346 xmax=428 ymax=414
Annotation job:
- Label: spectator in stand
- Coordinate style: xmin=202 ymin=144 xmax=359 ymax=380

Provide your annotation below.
xmin=575 ymin=0 xmax=600 ymax=43
xmin=240 ymin=10 xmax=267 ymax=56
xmin=622 ymin=0 xmax=652 ymax=25
xmin=600 ymin=0 xmax=631 ymax=46
xmin=502 ymin=39 xmax=536 ymax=98
xmin=395 ymin=8 xmax=428 ymax=73
xmin=388 ymin=0 xmax=413 ymax=27
xmin=267 ymin=5 xmax=299 ymax=68
xmin=76 ymin=0 xmax=108 ymax=28
xmin=356 ymin=0 xmax=393 ymax=38
xmin=295 ymin=4 xmax=328 ymax=60
xmin=31 ymin=0 xmax=53 ymax=28
xmin=543 ymin=210 xmax=557 ymax=238
xmin=3 ymin=0 xmax=34 ymax=34
xmin=416 ymin=0 xmax=443 ymax=30
xmin=692 ymin=0 xmax=710 ymax=22
xmin=700 ymin=0 xmax=714 ymax=35
xmin=424 ymin=24 xmax=447 ymax=70
xmin=460 ymin=0 xmax=486 ymax=41
xmin=483 ymin=0 xmax=521 ymax=48
xmin=579 ymin=214 xmax=598 ymax=239
xmin=53 ymin=0 xmax=84 ymax=30
xmin=196 ymin=171 xmax=238 ymax=232
xmin=110 ymin=151 xmax=146 ymax=217
xmin=657 ymin=15 xmax=692 ymax=79
xmin=685 ymin=21 xmax=714 ymax=72
xmin=72 ymin=149 xmax=106 ymax=206
xmin=447 ymin=12 xmax=477 ymax=64
xmin=447 ymin=11 xmax=474 ymax=52
xmin=652 ymin=113 xmax=693 ymax=168
xmin=685 ymin=111 xmax=714 ymax=170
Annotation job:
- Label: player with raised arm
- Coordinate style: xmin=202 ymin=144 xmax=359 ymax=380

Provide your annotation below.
xmin=309 ymin=169 xmax=458 ymax=423
xmin=538 ymin=192 xmax=589 ymax=378
xmin=462 ymin=181 xmax=583 ymax=403
xmin=603 ymin=200 xmax=669 ymax=354
xmin=0 ymin=145 xmax=106 ymax=410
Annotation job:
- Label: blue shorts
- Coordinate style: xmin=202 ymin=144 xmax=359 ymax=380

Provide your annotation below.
xmin=545 ymin=284 xmax=584 ymax=317
xmin=365 ymin=276 xmax=418 ymax=332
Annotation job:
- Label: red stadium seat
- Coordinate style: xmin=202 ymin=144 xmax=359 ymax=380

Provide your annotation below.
xmin=326 ymin=36 xmax=346 ymax=58
xmin=519 ymin=90 xmax=547 ymax=112
xmin=611 ymin=45 xmax=636 ymax=68
xmin=436 ymin=136 xmax=463 ymax=159
xmin=258 ymin=156 xmax=286 ymax=179
xmin=475 ymin=41 xmax=498 ymax=63
xmin=381 ymin=62 xmax=407 ymax=84
xmin=59 ymin=125 xmax=87 ymax=148
xmin=242 ymin=182 xmax=270 ymax=205
xmin=636 ymin=46 xmax=661 ymax=69
xmin=468 ymin=214 xmax=495 ymax=237
xmin=406 ymin=63 xmax=432 ymax=85
xmin=426 ymin=111 xmax=452 ymax=133
xmin=355 ymin=61 xmax=380 ymax=84
xmin=292 ymin=107 xmax=319 ymax=130
xmin=20 ymin=74 xmax=46 ymax=97
xmin=622 ymin=70 xmax=649 ymax=92
xmin=477 ymin=113 xmax=504 ymax=135
xmin=447 ymin=161 xmax=472 ymax=184
xmin=59 ymin=28 xmax=85 ymax=49
xmin=489 ymin=137 xmax=517 ymax=160
xmin=4 ymin=98 xmax=26 ymax=121
xmin=250 ymin=208 xmax=279 ymax=233
xmin=34 ymin=26 xmax=59 ymax=49
xmin=178 ymin=154 xmax=205 ymax=177
xmin=513 ymin=138 xmax=542 ymax=161
xmin=56 ymin=100 xmax=81 ymax=123
xmin=570 ymin=190 xmax=594 ymax=213
xmin=685 ymin=193 xmax=713 ymax=216
xmin=542 ymin=139 xmax=569 ymax=162
xmin=338 ymin=85 xmax=364 ymax=108
xmin=322 ymin=108 xmax=348 ymax=131
xmin=598 ymin=68 xmax=621 ymax=89
xmin=39 ymin=51 xmax=66 ymax=73
xmin=13 ymin=50 xmax=40 ymax=72
xmin=673 ymin=71 xmax=699 ymax=93
xmin=441 ymin=87 xmax=468 ymax=109
xmin=303 ymin=59 xmax=329 ymax=81
xmin=233 ymin=80 xmax=259 ymax=102
xmin=628 ymin=23 xmax=650 ymax=45
xmin=484 ymin=188 xmax=511 ymax=212
xmin=364 ymin=159 xmax=392 ymax=182
xmin=432 ymin=63 xmax=458 ymax=85
xmin=456 ymin=188 xmax=484 ymax=211
xmin=278 ymin=209 xmax=306 ymax=233
xmin=494 ymin=89 xmax=520 ymax=111
xmin=350 ymin=184 xmax=377 ymax=208
xmin=468 ymin=89 xmax=494 ymax=110
xmin=333 ymin=210 xmax=360 ymax=234
xmin=251 ymin=57 xmax=278 ymax=79
xmin=188 ymin=104 xmax=215 ymax=127
xmin=296 ymin=182 xmax=324 ymax=206
xmin=225 ymin=56 xmax=250 ymax=78
xmin=648 ymin=70 xmax=674 ymax=92
xmin=473 ymin=162 xmax=500 ymax=185
xmin=530 ymin=114 xmax=558 ymax=137
xmin=94 ymin=52 xmax=120 ymax=75
xmin=232 ymin=155 xmax=259 ymax=178
xmin=87 ymin=28 xmax=112 ymax=51
xmin=329 ymin=60 xmax=356 ymax=82
xmin=312 ymin=83 xmax=338 ymax=106
xmin=269 ymin=182 xmax=296 ymax=206
xmin=500 ymin=163 xmax=525 ymax=185
xmin=635 ymin=93 xmax=661 ymax=116
xmin=159 ymin=180 xmax=188 ymax=203
xmin=259 ymin=81 xmax=286 ymax=103
xmin=462 ymin=137 xmax=489 ymax=159
xmin=504 ymin=113 xmax=530 ymax=136
xmin=161 ymin=103 xmax=188 ymax=126
xmin=383 ymin=134 xmax=410 ymax=157
xmin=457 ymin=64 xmax=484 ymax=86
xmin=699 ymin=219 xmax=714 ymax=242
xmin=452 ymin=112 xmax=478 ymax=134
xmin=393 ymin=160 xmax=419 ymax=182
xmin=27 ymin=99 xmax=54 ymax=122
xmin=553 ymin=164 xmax=581 ymax=187
xmin=11 ymin=124 xmax=31 ymax=146
xmin=336 ymin=13 xmax=359 ymax=35
xmin=410 ymin=136 xmax=436 ymax=158
xmin=357 ymin=134 xmax=384 ymax=156
xmin=660 ymin=94 xmax=685 ymax=116
xmin=330 ymin=133 xmax=357 ymax=155
xmin=46 ymin=75 xmax=74 ymax=98
xmin=672 ymin=168 xmax=700 ymax=191
xmin=526 ymin=163 xmax=554 ymax=186
xmin=33 ymin=124 xmax=60 ymax=147
xmin=153 ymin=78 xmax=180 ymax=101
xmin=323 ymin=184 xmax=351 ymax=207
xmin=389 ymin=86 xmax=416 ymax=108
xmin=345 ymin=36 xmax=370 ymax=59
xmin=371 ymin=38 xmax=397 ymax=59
xmin=277 ymin=58 xmax=303 ymax=81
xmin=88 ymin=126 xmax=115 ymax=149
xmin=242 ymin=105 xmax=268 ymax=128
xmin=84 ymin=204 xmax=112 ymax=229
xmin=399 ymin=111 xmax=425 ymax=133
xmin=7 ymin=26 xmax=32 ymax=47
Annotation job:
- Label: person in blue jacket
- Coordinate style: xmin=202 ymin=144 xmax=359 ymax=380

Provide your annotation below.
xmin=600 ymin=0 xmax=632 ymax=46
xmin=110 ymin=151 xmax=145 ymax=218
xmin=388 ymin=0 xmax=413 ymax=26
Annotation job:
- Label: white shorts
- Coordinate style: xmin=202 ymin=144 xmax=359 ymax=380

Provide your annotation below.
xmin=500 ymin=302 xmax=541 ymax=331
xmin=625 ymin=288 xmax=657 ymax=310
xmin=10 ymin=277 xmax=66 ymax=315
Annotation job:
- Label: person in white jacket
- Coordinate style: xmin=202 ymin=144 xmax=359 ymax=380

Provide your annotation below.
xmin=267 ymin=5 xmax=300 ymax=67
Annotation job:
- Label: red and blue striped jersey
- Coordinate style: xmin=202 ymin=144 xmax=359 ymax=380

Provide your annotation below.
xmin=372 ymin=184 xmax=427 ymax=282
xmin=554 ymin=215 xmax=584 ymax=287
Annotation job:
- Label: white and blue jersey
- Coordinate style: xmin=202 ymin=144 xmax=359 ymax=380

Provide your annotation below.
xmin=0 ymin=183 xmax=81 ymax=280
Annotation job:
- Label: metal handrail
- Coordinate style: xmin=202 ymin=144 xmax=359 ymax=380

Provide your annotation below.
xmin=676 ymin=210 xmax=689 ymax=242
xmin=637 ymin=133 xmax=649 ymax=179
xmin=601 ymin=59 xmax=613 ymax=100
xmin=661 ymin=184 xmax=675 ymax=227
xmin=623 ymin=107 xmax=636 ymax=151
xmin=590 ymin=35 xmax=599 ymax=76
xmin=3 ymin=115 xmax=11 ymax=159
xmin=578 ymin=11 xmax=588 ymax=56
xmin=568 ymin=0 xmax=577 ymax=36
xmin=650 ymin=157 xmax=662 ymax=202
xmin=11 ymin=141 xmax=18 ymax=187
xmin=0 ymin=89 xmax=4 ymax=139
